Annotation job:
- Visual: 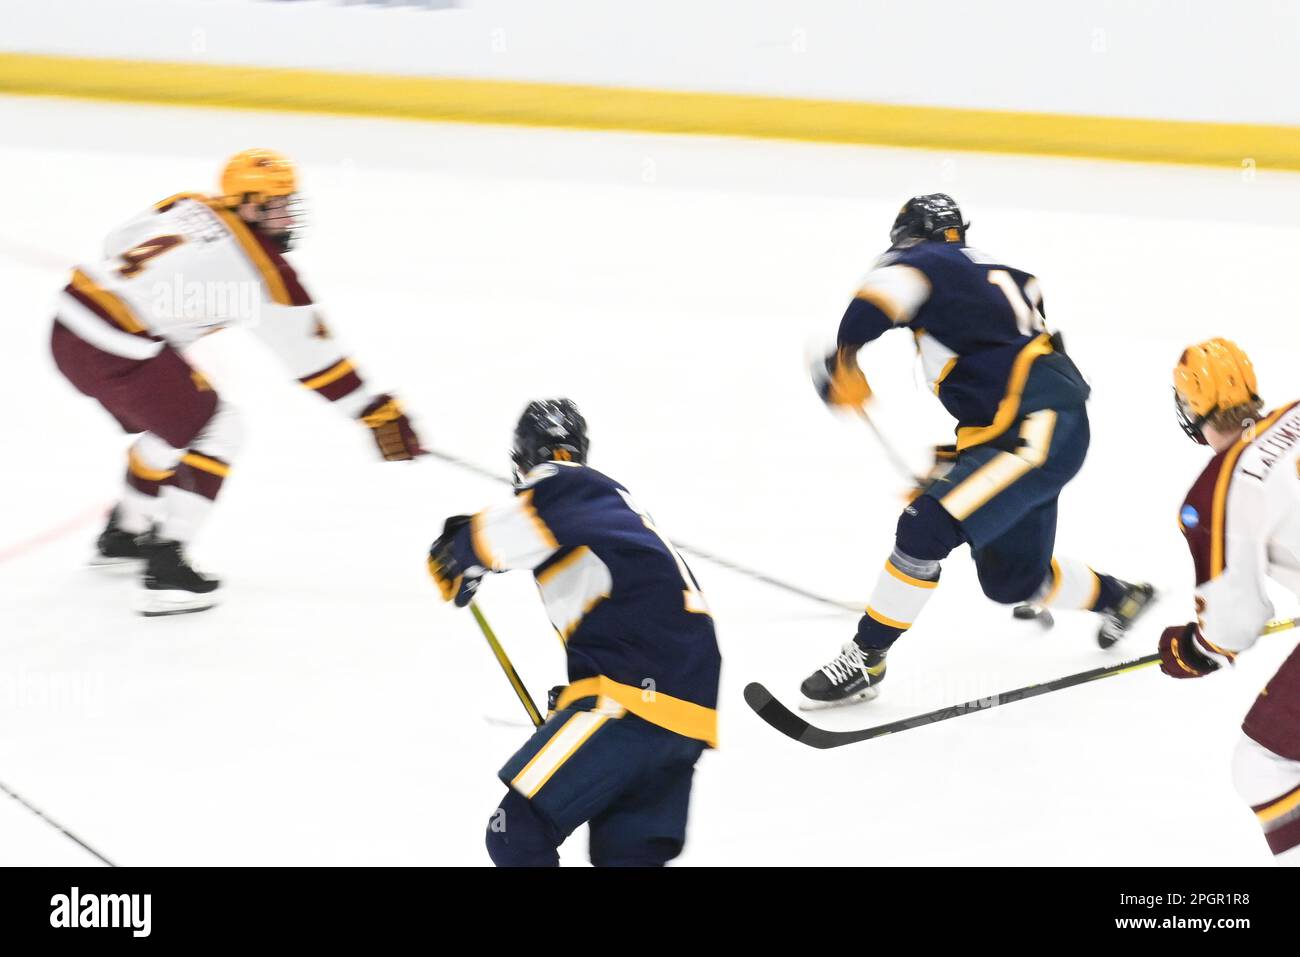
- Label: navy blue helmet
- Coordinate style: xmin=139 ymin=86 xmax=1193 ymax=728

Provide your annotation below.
xmin=511 ymin=398 xmax=590 ymax=481
xmin=889 ymin=193 xmax=969 ymax=247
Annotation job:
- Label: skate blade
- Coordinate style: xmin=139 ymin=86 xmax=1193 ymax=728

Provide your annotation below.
xmin=88 ymin=555 xmax=145 ymax=576
xmin=798 ymin=686 xmax=881 ymax=711
xmin=136 ymin=588 xmax=218 ymax=617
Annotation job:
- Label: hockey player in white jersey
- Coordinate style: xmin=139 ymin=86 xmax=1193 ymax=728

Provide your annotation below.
xmin=1159 ymin=338 xmax=1300 ymax=864
xmin=50 ymin=149 xmax=424 ymax=615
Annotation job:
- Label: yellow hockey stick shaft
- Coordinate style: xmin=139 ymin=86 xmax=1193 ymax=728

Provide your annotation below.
xmin=469 ymin=601 xmax=544 ymax=728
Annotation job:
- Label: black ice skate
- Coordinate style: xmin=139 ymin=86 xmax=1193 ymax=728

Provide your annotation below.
xmin=1096 ymin=582 xmax=1157 ymax=649
xmin=800 ymin=642 xmax=887 ymax=710
xmin=89 ymin=506 xmax=147 ymax=572
xmin=137 ymin=537 xmax=220 ymax=617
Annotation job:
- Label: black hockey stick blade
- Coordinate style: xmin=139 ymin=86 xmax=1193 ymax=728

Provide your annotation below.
xmin=750 ymin=617 xmax=1300 ymax=749
xmin=744 ymin=654 xmax=1159 ymax=750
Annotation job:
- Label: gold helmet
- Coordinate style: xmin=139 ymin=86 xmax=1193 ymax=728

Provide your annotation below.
xmin=1173 ymin=338 xmax=1261 ymax=443
xmin=220 ymin=148 xmax=297 ymax=204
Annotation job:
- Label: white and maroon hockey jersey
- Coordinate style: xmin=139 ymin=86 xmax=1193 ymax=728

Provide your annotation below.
xmin=56 ymin=192 xmax=373 ymax=414
xmin=1180 ymin=400 xmax=1300 ymax=657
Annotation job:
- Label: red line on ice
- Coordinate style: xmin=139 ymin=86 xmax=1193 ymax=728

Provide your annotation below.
xmin=0 ymin=502 xmax=111 ymax=566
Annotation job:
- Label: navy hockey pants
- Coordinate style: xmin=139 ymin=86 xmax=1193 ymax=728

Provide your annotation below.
xmin=909 ymin=401 xmax=1090 ymax=604
xmin=485 ymin=705 xmax=705 ymax=867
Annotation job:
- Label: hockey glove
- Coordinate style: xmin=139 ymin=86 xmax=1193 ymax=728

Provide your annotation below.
xmin=360 ymin=393 xmax=423 ymax=461
xmin=811 ymin=348 xmax=872 ymax=410
xmin=428 ymin=514 xmax=485 ymax=607
xmin=1158 ymin=623 xmax=1222 ymax=679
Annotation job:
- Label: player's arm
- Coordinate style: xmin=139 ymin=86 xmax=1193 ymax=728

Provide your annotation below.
xmin=251 ymin=303 xmax=423 ymax=461
xmin=427 ymin=473 xmax=570 ymax=605
xmin=813 ymin=263 xmax=932 ymax=410
xmin=1160 ymin=481 xmax=1275 ymax=678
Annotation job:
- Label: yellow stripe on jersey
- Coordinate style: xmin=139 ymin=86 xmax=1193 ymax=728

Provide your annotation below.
xmin=201 ymin=199 xmax=292 ymax=306
xmin=301 ymin=358 xmax=355 ymax=391
xmin=536 ymin=545 xmax=591 ymax=586
xmin=469 ymin=509 xmax=501 ymax=571
xmin=518 ymin=489 xmax=560 ymax=551
xmin=70 ymin=269 xmax=146 ymax=334
xmin=128 ymin=448 xmax=175 ymax=482
xmin=152 ymin=191 xmax=205 ymax=212
xmin=180 ymin=452 xmax=230 ymax=478
xmin=556 ymin=675 xmax=718 ymax=747
xmin=932 ymin=356 xmax=958 ymax=396
xmin=1255 ymin=783 xmax=1300 ymax=826
xmin=1210 ymin=405 xmax=1291 ymax=578
xmin=955 ymin=334 xmax=1053 ymax=452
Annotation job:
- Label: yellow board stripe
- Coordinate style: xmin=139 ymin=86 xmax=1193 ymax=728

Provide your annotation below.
xmin=70 ymin=269 xmax=145 ymax=334
xmin=201 ymin=199 xmax=292 ymax=305
xmin=883 ymin=559 xmax=937 ymax=590
xmin=301 ymin=358 xmax=355 ymax=391
xmin=1256 ymin=783 xmax=1300 ymax=826
xmin=3 ymin=54 xmax=1300 ymax=171
xmin=180 ymin=452 xmax=230 ymax=478
xmin=865 ymin=606 xmax=911 ymax=630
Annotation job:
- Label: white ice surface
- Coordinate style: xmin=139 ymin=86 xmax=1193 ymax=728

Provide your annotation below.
xmin=1 ymin=94 xmax=1299 ymax=865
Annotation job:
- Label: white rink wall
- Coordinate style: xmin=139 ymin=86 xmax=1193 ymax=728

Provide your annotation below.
xmin=3 ymin=0 xmax=1298 ymax=124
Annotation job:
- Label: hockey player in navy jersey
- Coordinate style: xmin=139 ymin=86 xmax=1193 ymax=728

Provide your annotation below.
xmin=428 ymin=399 xmax=720 ymax=866
xmin=802 ymin=194 xmax=1155 ymax=709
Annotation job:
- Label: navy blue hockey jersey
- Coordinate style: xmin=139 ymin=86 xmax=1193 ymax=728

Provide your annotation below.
xmin=450 ymin=462 xmax=721 ymax=746
xmin=838 ymin=241 xmax=1088 ymax=450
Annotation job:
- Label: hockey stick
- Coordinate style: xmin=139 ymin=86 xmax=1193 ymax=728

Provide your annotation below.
xmin=0 ymin=778 xmax=116 ymax=866
xmin=423 ymin=446 xmax=861 ymax=614
xmin=854 ymin=406 xmax=923 ymax=487
xmin=468 ymin=601 xmax=544 ymax=728
xmin=745 ymin=616 xmax=1300 ymax=750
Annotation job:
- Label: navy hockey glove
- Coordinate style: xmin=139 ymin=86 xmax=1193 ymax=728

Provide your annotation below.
xmin=428 ymin=515 xmax=485 ymax=607
xmin=1158 ymin=623 xmax=1221 ymax=679
xmin=811 ymin=348 xmax=872 ymax=410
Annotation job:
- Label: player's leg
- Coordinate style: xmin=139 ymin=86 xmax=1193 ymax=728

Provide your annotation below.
xmin=484 ymin=788 xmax=562 ymax=867
xmin=486 ymin=704 xmax=632 ymax=866
xmin=973 ymin=501 xmax=1132 ymax=615
xmin=587 ymin=729 xmax=705 ymax=867
xmin=1236 ymin=647 xmax=1300 ymax=863
xmin=1232 ymin=735 xmax=1300 ymax=864
xmin=73 ymin=339 xmax=236 ymax=615
xmin=91 ymin=432 xmax=185 ymax=572
xmin=950 ymin=404 xmax=1153 ymax=645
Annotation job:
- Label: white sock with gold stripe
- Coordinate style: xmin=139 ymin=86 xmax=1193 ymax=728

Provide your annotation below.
xmin=1037 ymin=556 xmax=1102 ymax=611
xmin=863 ymin=550 xmax=939 ymax=632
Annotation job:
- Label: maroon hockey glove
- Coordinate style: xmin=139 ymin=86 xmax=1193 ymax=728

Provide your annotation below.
xmin=1158 ymin=623 xmax=1221 ymax=679
xmin=360 ymin=394 xmax=423 ymax=461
